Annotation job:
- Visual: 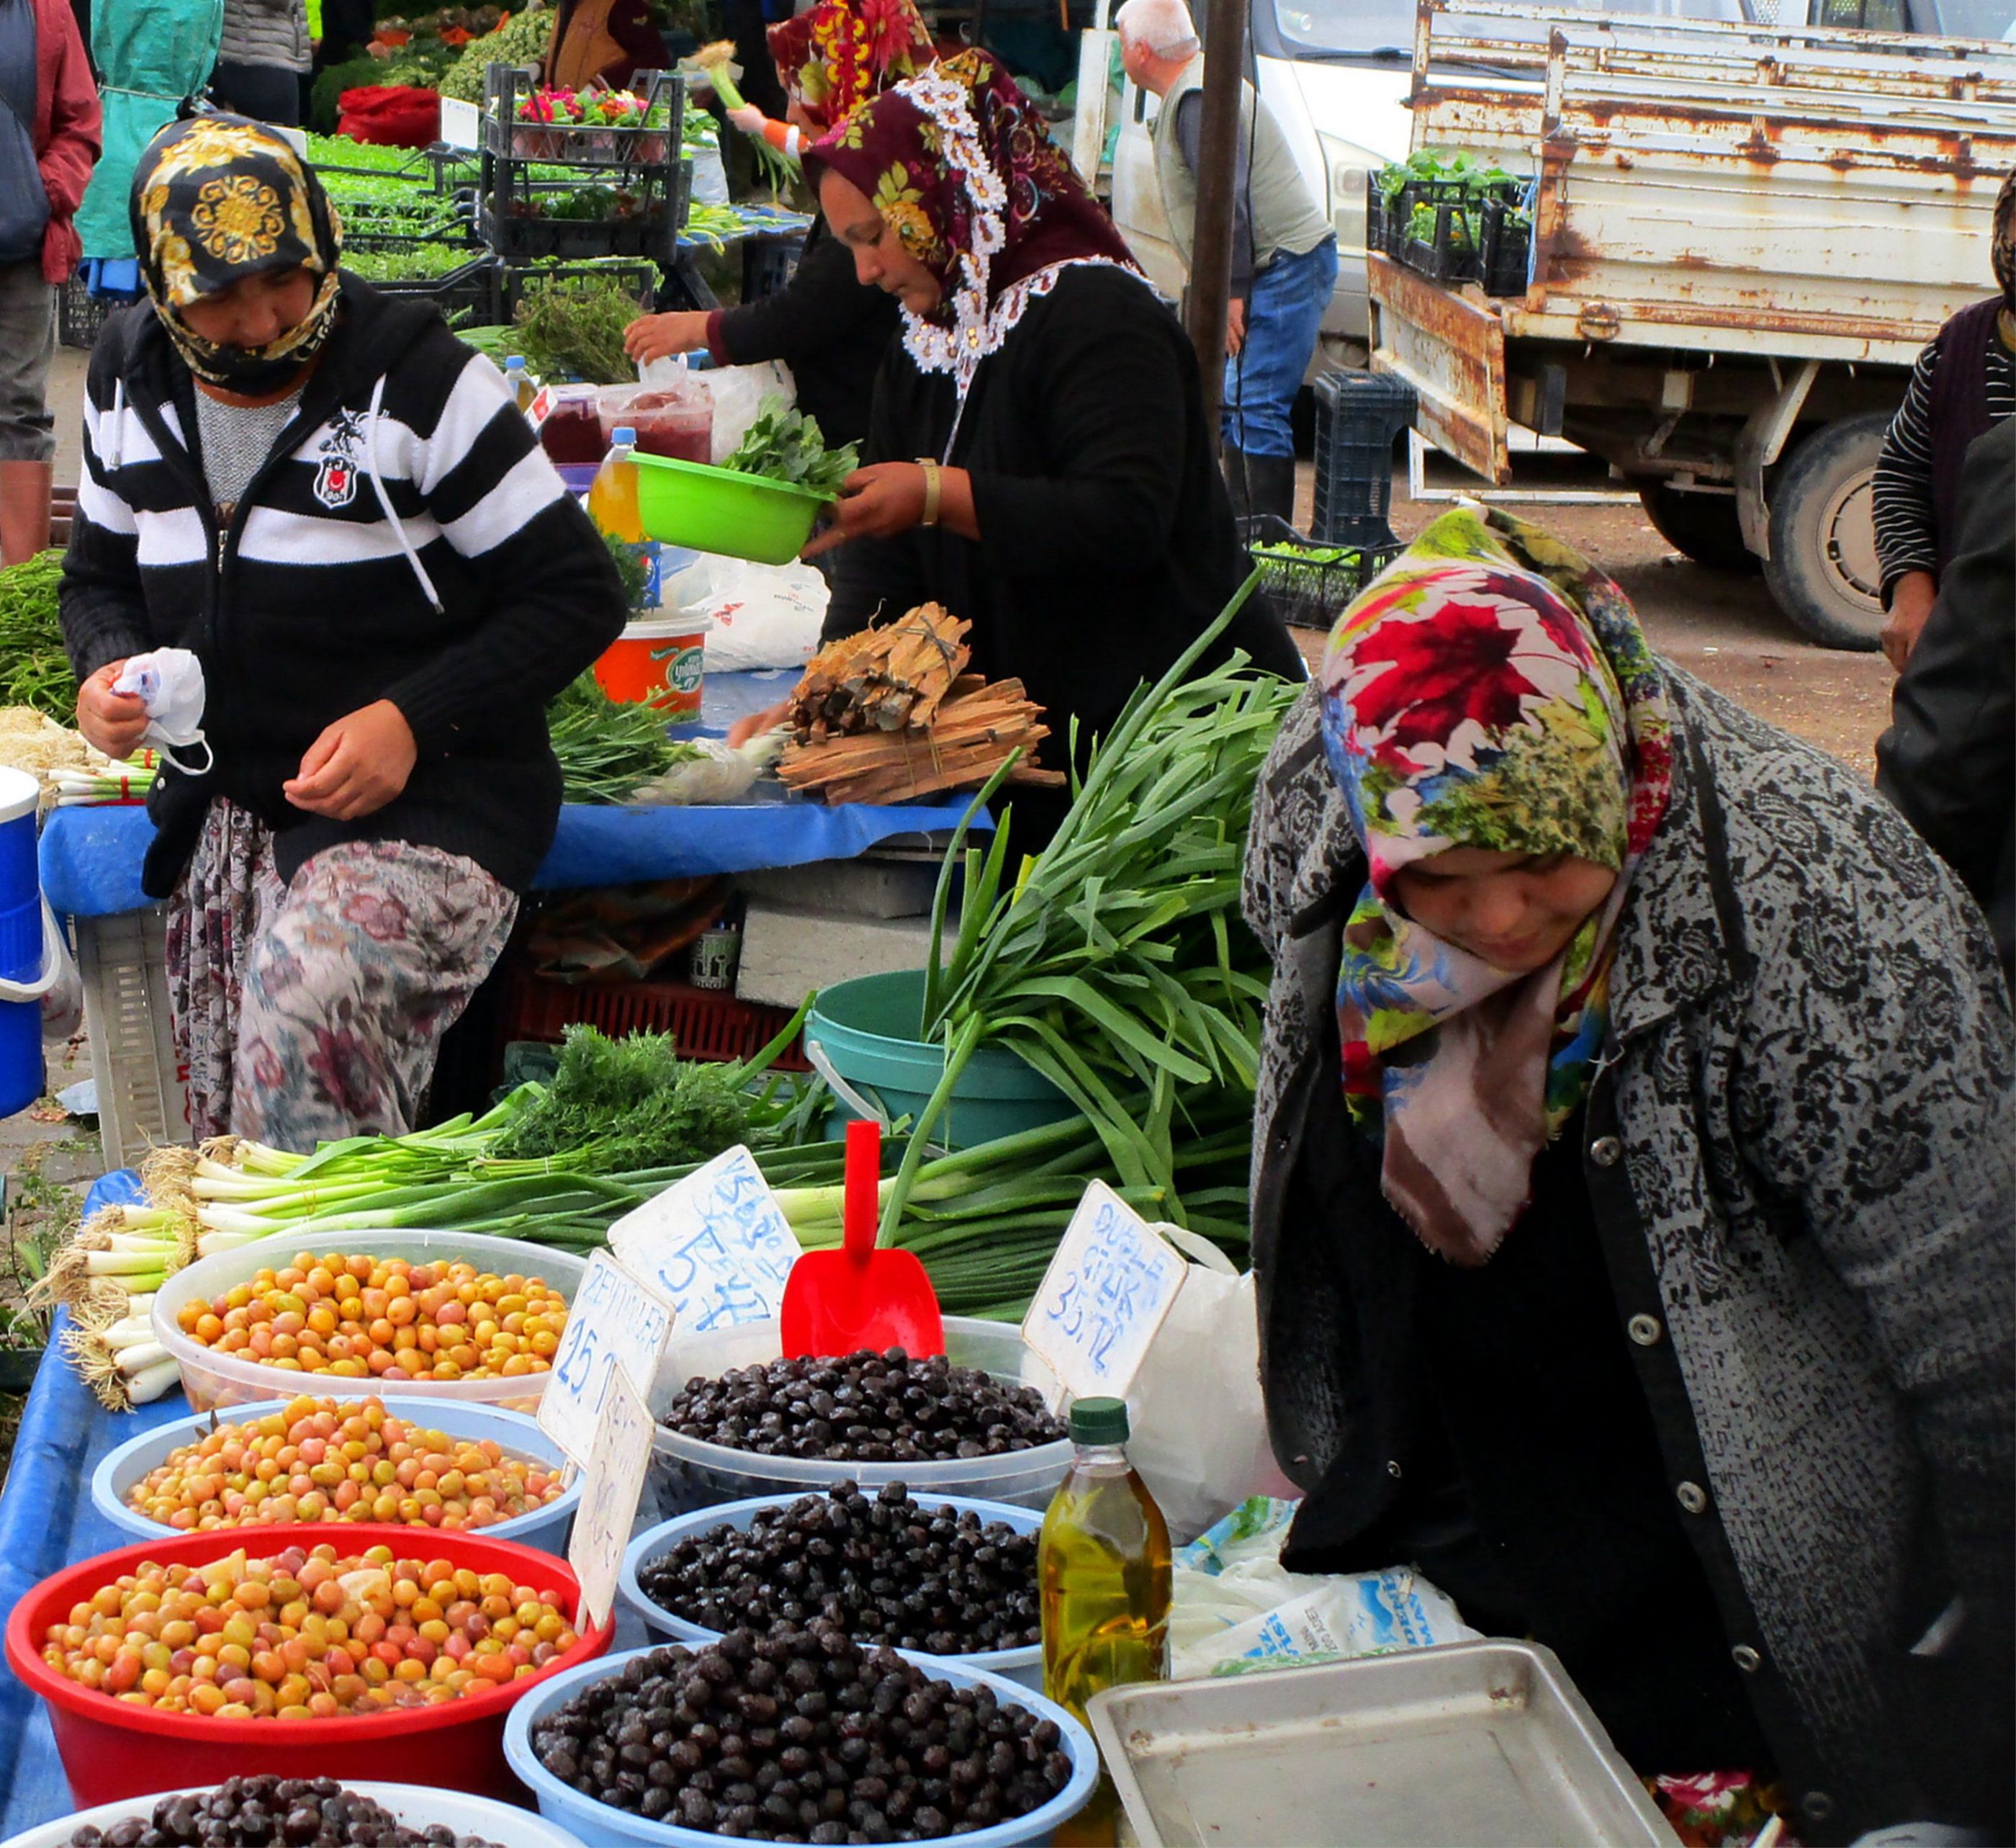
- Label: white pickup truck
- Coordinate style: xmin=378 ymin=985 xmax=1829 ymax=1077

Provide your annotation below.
xmin=1359 ymin=0 xmax=2016 ymax=647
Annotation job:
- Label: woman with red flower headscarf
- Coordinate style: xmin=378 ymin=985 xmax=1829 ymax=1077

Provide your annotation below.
xmin=622 ymin=0 xmax=935 ymax=452
xmin=1244 ymin=503 xmax=2014 ymax=1844
xmin=726 ymin=50 xmax=1301 ymax=843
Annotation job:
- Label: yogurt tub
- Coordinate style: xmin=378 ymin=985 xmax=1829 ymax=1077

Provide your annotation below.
xmin=502 ymin=1643 xmax=1099 ymax=1848
xmin=593 ymin=614 xmax=713 ymax=718
xmin=619 ymin=1492 xmax=1045 ymax=1690
xmin=151 ymin=1229 xmax=588 ymax=1414
xmin=91 ymin=1396 xmax=580 ymax=1555
xmin=646 ymin=1316 xmax=1073 ymax=1515
xmin=0 ymin=1781 xmax=590 ymax=1848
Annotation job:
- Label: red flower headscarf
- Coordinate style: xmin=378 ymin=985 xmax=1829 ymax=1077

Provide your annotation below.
xmin=806 ymin=50 xmax=1142 ymax=403
xmin=766 ymin=0 xmax=935 ymax=133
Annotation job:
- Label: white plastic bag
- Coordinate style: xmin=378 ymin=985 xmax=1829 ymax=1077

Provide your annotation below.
xmin=0 ymin=900 xmax=81 ymax=1042
xmin=628 ymin=734 xmax=785 ymax=807
xmin=1125 ymin=1226 xmax=1297 ymax=1543
xmin=1168 ymin=1497 xmax=1479 ymax=1680
xmin=696 ymin=557 xmax=829 ymax=673
xmin=690 ymin=144 xmax=729 ymax=205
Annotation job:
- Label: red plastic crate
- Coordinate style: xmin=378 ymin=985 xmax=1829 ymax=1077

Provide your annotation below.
xmin=502 ymin=969 xmax=810 ymax=1071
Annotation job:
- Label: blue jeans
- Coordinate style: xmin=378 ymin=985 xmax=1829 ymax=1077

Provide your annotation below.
xmin=1223 ymin=235 xmax=1338 ymax=458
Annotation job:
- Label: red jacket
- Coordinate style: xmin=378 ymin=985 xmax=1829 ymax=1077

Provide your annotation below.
xmin=25 ymin=0 xmax=99 ymax=283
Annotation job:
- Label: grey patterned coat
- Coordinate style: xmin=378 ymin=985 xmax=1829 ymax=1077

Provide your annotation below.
xmin=1241 ymin=667 xmax=2015 ymax=1843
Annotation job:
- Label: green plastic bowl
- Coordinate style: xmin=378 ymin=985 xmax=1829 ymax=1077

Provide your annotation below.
xmin=631 ymin=452 xmax=832 ymax=565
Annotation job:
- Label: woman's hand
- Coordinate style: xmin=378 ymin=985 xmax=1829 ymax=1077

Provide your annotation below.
xmin=799 ymin=462 xmax=930 ymax=560
xmin=726 ymin=104 xmax=766 ymax=136
xmin=726 ymin=699 xmax=792 ymax=749
xmin=1882 ymin=570 xmax=1938 ymax=673
xmin=624 ymin=310 xmax=711 ymax=365
xmin=284 ymin=699 xmax=418 ymax=821
xmin=76 ymin=661 xmax=150 ymax=761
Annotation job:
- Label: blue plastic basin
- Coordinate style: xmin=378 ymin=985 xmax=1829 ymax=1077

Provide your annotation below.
xmin=90 ymin=1397 xmax=580 ymax=1556
xmin=619 ymin=1492 xmax=1044 ymax=1690
xmin=504 ymin=1642 xmax=1099 ymax=1848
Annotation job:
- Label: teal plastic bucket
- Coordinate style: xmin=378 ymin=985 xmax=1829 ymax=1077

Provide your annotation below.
xmin=0 ymin=767 xmax=45 ymax=1120
xmin=804 ymin=969 xmax=1079 ymax=1149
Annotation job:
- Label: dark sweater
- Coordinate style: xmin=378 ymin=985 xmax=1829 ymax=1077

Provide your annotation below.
xmin=824 ymin=264 xmax=1303 ymax=767
xmin=60 ymin=275 xmax=626 ymax=898
xmin=706 ymin=217 xmax=901 ymax=452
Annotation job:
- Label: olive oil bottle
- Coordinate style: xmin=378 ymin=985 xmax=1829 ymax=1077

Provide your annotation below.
xmin=1040 ymin=1396 xmax=1171 ymax=1847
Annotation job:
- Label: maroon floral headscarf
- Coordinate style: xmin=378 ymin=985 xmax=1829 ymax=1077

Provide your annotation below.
xmin=806 ymin=50 xmax=1142 ymax=400
xmin=766 ymin=0 xmax=935 ymax=133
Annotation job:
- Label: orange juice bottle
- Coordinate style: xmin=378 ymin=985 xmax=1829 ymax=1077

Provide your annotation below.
xmin=587 ymin=426 xmax=659 ymax=609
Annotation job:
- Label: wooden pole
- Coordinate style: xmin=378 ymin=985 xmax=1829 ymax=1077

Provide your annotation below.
xmin=1184 ymin=0 xmax=1247 ymax=447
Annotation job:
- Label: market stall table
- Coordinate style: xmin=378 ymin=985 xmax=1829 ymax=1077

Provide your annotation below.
xmin=0 ymin=1182 xmax=668 ymax=1837
xmin=38 ymin=669 xmax=986 ymax=918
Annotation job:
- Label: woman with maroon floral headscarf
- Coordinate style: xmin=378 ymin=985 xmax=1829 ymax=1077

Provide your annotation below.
xmin=725 ymin=50 xmax=1300 ymax=842
xmin=622 ymin=0 xmax=935 ymax=451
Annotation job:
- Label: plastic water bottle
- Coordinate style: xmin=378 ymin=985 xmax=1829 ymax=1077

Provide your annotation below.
xmin=587 ymin=426 xmax=660 ymax=610
xmin=503 ymin=354 xmax=536 ymax=413
xmin=1039 ymin=1396 xmax=1170 ymax=1846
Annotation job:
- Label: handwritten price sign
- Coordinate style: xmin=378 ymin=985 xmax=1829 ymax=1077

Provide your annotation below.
xmin=608 ymin=1146 xmax=801 ymax=1334
xmin=1022 ymin=1180 xmax=1187 ymax=1405
xmin=539 ymin=1251 xmax=675 ymax=1470
xmin=567 ymin=1365 xmax=657 ymax=1633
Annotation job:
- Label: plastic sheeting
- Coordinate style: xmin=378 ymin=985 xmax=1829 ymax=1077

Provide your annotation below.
xmin=37 ymin=672 xmax=991 ymax=918
xmin=73 ymin=0 xmax=225 ymax=262
xmin=0 ymin=1171 xmax=193 ymax=1836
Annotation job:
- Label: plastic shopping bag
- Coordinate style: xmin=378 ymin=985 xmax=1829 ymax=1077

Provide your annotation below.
xmin=696 ymin=557 xmax=829 ymax=673
xmin=1125 ymin=1226 xmax=1298 ymax=1543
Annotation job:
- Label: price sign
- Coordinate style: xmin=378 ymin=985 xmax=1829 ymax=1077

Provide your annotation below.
xmin=439 ymin=97 xmax=481 ymax=150
xmin=608 ymin=1146 xmax=800 ymax=1334
xmin=567 ymin=1365 xmax=656 ymax=1632
xmin=539 ymin=1251 xmax=675 ymax=1471
xmin=1022 ymin=1181 xmax=1187 ymax=1405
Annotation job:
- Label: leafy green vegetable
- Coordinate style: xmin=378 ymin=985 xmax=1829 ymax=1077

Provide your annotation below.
xmin=546 ymin=670 xmax=688 ymax=803
xmin=490 ymin=1026 xmax=753 ymax=1170
xmin=723 ymin=398 xmax=857 ymax=495
xmin=508 ymin=272 xmax=644 ymax=384
xmin=436 ymin=4 xmax=559 ymax=101
xmin=341 ymin=241 xmax=482 ymax=282
xmin=0 ymin=551 xmax=77 ymax=721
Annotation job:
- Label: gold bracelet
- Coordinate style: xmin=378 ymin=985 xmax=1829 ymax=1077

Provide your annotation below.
xmin=917 ymin=457 xmax=942 ymax=527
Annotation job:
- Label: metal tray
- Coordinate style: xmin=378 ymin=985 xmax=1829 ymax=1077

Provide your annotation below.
xmin=1086 ymin=1641 xmax=1671 ymax=1847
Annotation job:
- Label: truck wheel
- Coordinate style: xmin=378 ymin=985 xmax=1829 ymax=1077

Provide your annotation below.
xmin=1637 ymin=480 xmax=1758 ymax=571
xmin=1761 ymin=413 xmax=1889 ymax=652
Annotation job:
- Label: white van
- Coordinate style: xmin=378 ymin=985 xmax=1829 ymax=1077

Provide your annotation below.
xmin=1100 ymin=0 xmax=2016 ymax=369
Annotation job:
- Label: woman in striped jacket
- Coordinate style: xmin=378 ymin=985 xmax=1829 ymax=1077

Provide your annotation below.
xmin=60 ymin=115 xmax=626 ymax=1152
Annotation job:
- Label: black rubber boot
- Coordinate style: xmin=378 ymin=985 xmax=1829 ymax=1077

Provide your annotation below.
xmin=1247 ymin=453 xmax=1297 ymax=526
xmin=1222 ymin=444 xmax=1258 ymax=523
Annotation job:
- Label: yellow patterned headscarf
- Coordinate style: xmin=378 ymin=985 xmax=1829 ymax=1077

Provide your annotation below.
xmin=130 ymin=115 xmax=346 ymax=393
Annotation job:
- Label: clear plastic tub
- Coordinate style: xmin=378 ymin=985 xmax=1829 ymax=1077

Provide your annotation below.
xmin=151 ymin=1229 xmax=589 ymax=1414
xmin=91 ymin=1396 xmax=580 ymax=1556
xmin=503 ymin=1643 xmax=1099 ymax=1848
xmin=619 ymin=1492 xmax=1044 ymax=1689
xmin=646 ymin=1317 xmax=1073 ymax=1515
xmin=0 ymin=1782 xmax=592 ymax=1848
xmin=597 ymin=384 xmax=712 ymax=462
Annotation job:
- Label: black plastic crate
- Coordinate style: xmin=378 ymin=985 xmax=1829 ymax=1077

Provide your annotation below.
xmin=371 ymin=255 xmax=505 ymax=327
xmin=58 ymin=276 xmax=141 ymax=351
xmin=1241 ymin=513 xmax=1401 ymax=630
xmin=479 ymin=164 xmax=690 ymax=264
xmin=1395 ymin=179 xmax=1484 ymax=284
xmin=495 ymin=258 xmax=660 ymax=317
xmin=1312 ymin=368 xmax=1418 ymax=552
xmin=481 ymin=63 xmax=684 ymax=169
xmin=1367 ymin=176 xmax=1393 ymax=255
xmin=1480 ymin=195 xmax=1532 ymax=299
xmin=742 ymin=232 xmax=804 ymax=302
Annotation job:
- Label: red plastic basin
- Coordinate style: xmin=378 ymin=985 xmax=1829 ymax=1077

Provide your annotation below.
xmin=4 ymin=1523 xmax=613 ymax=1809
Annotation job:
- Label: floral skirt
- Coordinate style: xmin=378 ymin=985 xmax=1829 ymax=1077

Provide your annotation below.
xmin=165 ymin=799 xmax=518 ymax=1152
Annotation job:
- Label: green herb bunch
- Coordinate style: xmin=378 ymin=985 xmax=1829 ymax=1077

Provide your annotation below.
xmin=724 ymin=398 xmax=858 ymax=495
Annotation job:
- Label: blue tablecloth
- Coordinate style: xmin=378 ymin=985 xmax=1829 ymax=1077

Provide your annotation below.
xmin=38 ymin=670 xmax=990 ymax=919
xmin=0 ymin=1175 xmax=667 ymax=1834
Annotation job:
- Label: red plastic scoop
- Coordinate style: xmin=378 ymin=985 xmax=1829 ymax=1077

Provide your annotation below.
xmin=779 ymin=1118 xmax=946 ymax=1359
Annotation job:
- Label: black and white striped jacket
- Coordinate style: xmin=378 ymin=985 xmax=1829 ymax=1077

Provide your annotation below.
xmin=60 ymin=275 xmax=626 ymax=897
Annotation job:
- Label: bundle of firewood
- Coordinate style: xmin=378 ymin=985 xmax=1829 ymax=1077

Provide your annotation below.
xmin=788 ymin=604 xmax=971 ymax=742
xmin=777 ymin=673 xmax=1064 ymax=806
